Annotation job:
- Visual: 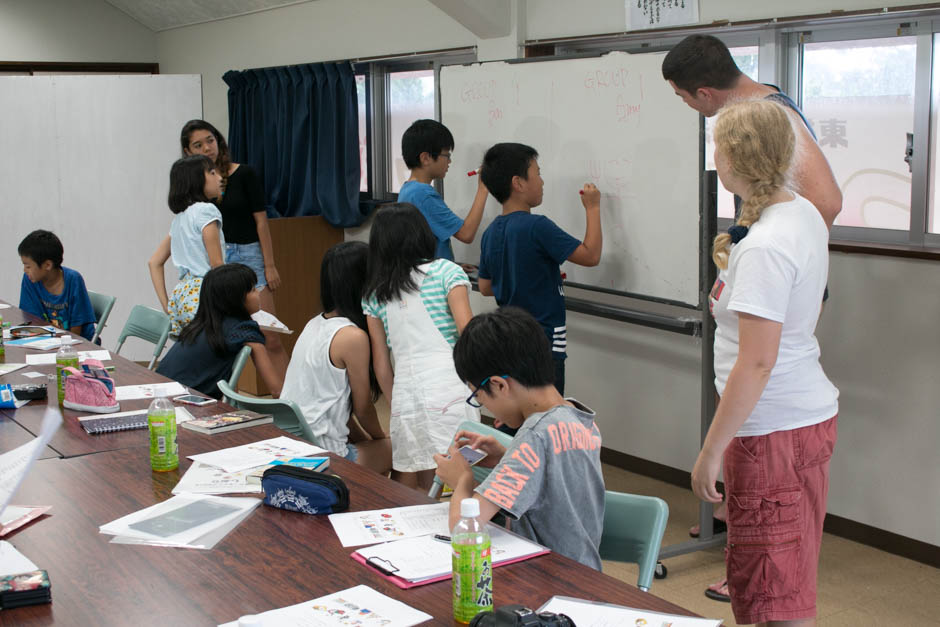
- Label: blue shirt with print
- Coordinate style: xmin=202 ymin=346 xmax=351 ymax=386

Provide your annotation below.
xmin=478 ymin=212 xmax=580 ymax=359
xmin=19 ymin=266 xmax=96 ymax=341
xmin=398 ymin=181 xmax=464 ymax=261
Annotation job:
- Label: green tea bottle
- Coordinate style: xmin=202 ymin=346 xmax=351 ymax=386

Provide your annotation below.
xmin=452 ymin=498 xmax=493 ymax=623
xmin=148 ymin=394 xmax=178 ymax=471
xmin=55 ymin=344 xmax=79 ymax=406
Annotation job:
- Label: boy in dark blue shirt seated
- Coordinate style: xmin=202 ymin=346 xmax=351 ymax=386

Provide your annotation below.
xmin=18 ymin=230 xmax=96 ymax=341
xmin=477 ymin=143 xmax=602 ymax=402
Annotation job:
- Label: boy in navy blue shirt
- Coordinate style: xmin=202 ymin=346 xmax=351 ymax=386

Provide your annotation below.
xmin=398 ymin=119 xmax=489 ymax=261
xmin=18 ymin=230 xmax=96 ymax=341
xmin=478 ymin=143 xmax=601 ymax=397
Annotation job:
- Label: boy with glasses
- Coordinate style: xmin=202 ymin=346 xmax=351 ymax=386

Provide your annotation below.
xmin=399 ymin=119 xmax=489 ymax=261
xmin=433 ymin=307 xmax=605 ymax=570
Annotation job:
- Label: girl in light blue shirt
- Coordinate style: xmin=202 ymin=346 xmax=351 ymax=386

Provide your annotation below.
xmin=148 ymin=155 xmax=226 ymax=335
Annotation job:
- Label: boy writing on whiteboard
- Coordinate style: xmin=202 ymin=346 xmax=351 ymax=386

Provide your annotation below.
xmin=399 ymin=119 xmax=489 ymax=261
xmin=477 ymin=143 xmax=601 ymax=413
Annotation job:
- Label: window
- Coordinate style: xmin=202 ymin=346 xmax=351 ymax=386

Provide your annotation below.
xmin=704 ymin=46 xmax=759 ymax=219
xmin=387 ymin=69 xmax=435 ymax=193
xmin=356 ymin=74 xmax=369 ymax=193
xmin=928 ymin=34 xmax=940 ymax=235
xmin=801 ymin=36 xmax=916 ymax=231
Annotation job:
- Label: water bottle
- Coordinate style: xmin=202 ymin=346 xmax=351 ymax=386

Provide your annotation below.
xmin=55 ymin=344 xmax=79 ymax=406
xmin=452 ymin=498 xmax=493 ymax=623
xmin=148 ymin=394 xmax=178 ymax=471
xmin=0 ymin=313 xmax=5 ymax=360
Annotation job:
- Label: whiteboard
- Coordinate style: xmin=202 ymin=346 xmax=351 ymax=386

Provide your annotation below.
xmin=0 ymin=75 xmax=202 ymax=359
xmin=441 ymin=51 xmax=701 ymax=306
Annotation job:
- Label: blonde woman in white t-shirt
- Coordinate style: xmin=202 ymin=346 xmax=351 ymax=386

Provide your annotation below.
xmin=693 ymin=100 xmax=839 ymax=627
xmin=280 ymin=242 xmax=391 ymax=475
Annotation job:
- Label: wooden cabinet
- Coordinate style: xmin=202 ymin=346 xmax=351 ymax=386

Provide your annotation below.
xmin=238 ymin=215 xmax=344 ymax=396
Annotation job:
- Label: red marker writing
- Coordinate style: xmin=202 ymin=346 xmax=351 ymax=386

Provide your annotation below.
xmin=467 ymin=170 xmax=478 ymax=177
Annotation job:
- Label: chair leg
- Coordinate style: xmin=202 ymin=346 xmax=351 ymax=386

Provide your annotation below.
xmin=147 ymin=355 xmax=157 ymax=370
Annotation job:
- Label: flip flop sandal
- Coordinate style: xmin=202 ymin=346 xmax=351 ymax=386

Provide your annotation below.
xmin=689 ymin=517 xmax=727 ymax=538
xmin=704 ymin=579 xmax=731 ymax=602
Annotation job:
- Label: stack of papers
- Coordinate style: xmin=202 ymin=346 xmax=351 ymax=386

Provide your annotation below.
xmin=328 ymin=502 xmax=450 ymax=547
xmin=188 ymin=436 xmax=327 ymax=473
xmin=171 ymin=462 xmax=263 ymax=495
xmin=354 ymin=525 xmax=548 ymax=584
xmin=219 ymin=585 xmax=431 ymax=627
xmin=114 ymin=382 xmax=188 ymax=401
xmin=5 ymin=336 xmax=79 ymax=351
xmin=24 ymin=350 xmax=111 ymax=366
xmin=100 ymin=494 xmax=260 ymax=550
xmin=539 ymin=597 xmax=722 ymax=627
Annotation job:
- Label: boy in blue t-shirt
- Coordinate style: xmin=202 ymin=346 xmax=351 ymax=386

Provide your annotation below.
xmin=398 ymin=119 xmax=489 ymax=261
xmin=478 ymin=143 xmax=602 ymax=397
xmin=18 ymin=230 xmax=96 ymax=341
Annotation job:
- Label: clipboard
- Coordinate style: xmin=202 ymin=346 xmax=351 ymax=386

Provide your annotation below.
xmin=351 ymin=534 xmax=550 ymax=589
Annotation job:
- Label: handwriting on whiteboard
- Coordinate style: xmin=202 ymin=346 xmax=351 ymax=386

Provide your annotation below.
xmin=584 ymin=67 xmax=631 ymax=92
xmin=461 ymin=80 xmax=498 ymax=103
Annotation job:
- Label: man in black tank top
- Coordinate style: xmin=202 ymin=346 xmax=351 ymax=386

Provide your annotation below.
xmin=662 ymin=34 xmax=842 ymax=228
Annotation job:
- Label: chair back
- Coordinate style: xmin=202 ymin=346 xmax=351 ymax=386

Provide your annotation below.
xmin=114 ymin=305 xmax=171 ymax=370
xmin=88 ymin=291 xmax=116 ymax=344
xmin=227 ymin=345 xmax=253 ymax=390
xmin=216 ymin=380 xmax=321 ymax=446
xmin=599 ymin=491 xmax=669 ymax=591
xmin=429 ymin=420 xmax=513 ymax=498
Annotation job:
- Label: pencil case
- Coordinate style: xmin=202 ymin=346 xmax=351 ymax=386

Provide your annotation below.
xmin=261 ymin=465 xmax=349 ymax=515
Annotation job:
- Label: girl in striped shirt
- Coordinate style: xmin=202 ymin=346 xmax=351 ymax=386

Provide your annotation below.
xmin=362 ymin=203 xmax=481 ymax=491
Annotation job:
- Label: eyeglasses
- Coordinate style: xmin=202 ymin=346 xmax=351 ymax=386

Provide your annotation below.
xmin=438 ymin=151 xmax=453 ymax=162
xmin=466 ymin=375 xmax=508 ymax=408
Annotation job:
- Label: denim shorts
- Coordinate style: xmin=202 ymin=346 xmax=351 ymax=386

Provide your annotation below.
xmin=225 ymin=242 xmax=266 ymax=290
xmin=723 ymin=415 xmax=838 ymax=625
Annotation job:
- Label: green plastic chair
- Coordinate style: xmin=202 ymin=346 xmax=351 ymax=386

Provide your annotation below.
xmin=227 ymin=345 xmax=253 ymax=389
xmin=88 ymin=291 xmax=116 ymax=345
xmin=217 ymin=380 xmax=321 ymax=446
xmin=428 ymin=419 xmax=513 ymax=498
xmin=599 ymin=491 xmax=669 ymax=591
xmin=114 ymin=305 xmax=171 ymax=370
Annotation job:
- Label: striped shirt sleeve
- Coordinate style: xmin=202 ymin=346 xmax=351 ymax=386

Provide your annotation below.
xmin=420 ymin=260 xmax=469 ymax=346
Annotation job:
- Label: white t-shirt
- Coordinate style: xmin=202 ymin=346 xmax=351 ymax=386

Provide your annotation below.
xmin=280 ymin=314 xmax=356 ymax=455
xmin=170 ymin=201 xmax=225 ymax=279
xmin=711 ymin=193 xmax=839 ymax=436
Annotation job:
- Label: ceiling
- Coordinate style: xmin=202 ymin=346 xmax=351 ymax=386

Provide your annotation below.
xmin=103 ymin=0 xmax=314 ymax=32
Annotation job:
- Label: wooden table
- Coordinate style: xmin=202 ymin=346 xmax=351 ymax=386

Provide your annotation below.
xmin=0 ymin=415 xmax=57 ymax=460
xmin=1 ymin=302 xmax=227 ymax=458
xmin=1 ymin=445 xmax=699 ymax=626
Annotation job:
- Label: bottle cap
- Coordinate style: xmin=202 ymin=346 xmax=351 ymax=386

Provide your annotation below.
xmin=237 ymin=616 xmax=262 ymax=627
xmin=460 ymin=498 xmax=480 ymax=518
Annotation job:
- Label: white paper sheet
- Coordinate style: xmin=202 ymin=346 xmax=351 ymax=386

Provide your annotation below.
xmin=19 ymin=371 xmax=46 ymax=379
xmin=7 ymin=336 xmax=79 ymax=350
xmin=0 ymin=363 xmax=27 ymax=376
xmin=354 ymin=524 xmax=546 ymax=582
xmin=76 ymin=406 xmax=193 ymax=423
xmin=114 ymin=381 xmax=188 ymax=401
xmin=0 ymin=540 xmax=39 ymax=577
xmin=109 ymin=504 xmax=255 ymax=550
xmin=99 ymin=494 xmax=259 ymax=546
xmin=328 ymin=502 xmax=451 ymax=548
xmin=188 ymin=436 xmax=327 ymax=473
xmin=0 ymin=407 xmax=62 ymax=513
xmin=251 ymin=309 xmax=292 ymax=334
xmin=539 ymin=596 xmax=722 ymax=627
xmin=24 ymin=349 xmax=111 ymax=365
xmin=172 ymin=462 xmax=264 ymax=495
xmin=219 ymin=584 xmax=432 ymax=627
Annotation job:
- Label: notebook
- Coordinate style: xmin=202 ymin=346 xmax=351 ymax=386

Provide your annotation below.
xmin=79 ymin=411 xmax=148 ymax=434
xmin=179 ymin=410 xmax=272 ymax=434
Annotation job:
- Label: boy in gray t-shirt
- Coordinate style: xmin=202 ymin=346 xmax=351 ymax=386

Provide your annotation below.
xmin=433 ymin=307 xmax=605 ymax=570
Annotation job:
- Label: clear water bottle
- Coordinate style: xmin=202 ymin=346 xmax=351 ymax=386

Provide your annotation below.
xmin=148 ymin=394 xmax=178 ymax=471
xmin=55 ymin=344 xmax=79 ymax=406
xmin=452 ymin=498 xmax=493 ymax=623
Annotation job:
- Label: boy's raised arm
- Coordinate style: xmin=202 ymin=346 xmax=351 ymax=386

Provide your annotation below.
xmin=566 ymin=183 xmax=602 ymax=267
xmin=453 ymin=177 xmax=489 ymax=244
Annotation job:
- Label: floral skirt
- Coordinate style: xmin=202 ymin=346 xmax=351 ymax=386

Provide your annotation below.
xmin=168 ymin=274 xmax=203 ymax=335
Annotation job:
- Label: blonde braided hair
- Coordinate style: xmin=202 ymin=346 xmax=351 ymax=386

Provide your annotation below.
xmin=712 ymin=100 xmax=795 ymax=269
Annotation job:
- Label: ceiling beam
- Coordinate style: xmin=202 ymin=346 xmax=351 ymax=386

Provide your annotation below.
xmin=427 ymin=0 xmax=511 ymax=39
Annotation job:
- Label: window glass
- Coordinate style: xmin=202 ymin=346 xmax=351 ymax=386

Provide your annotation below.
xmin=388 ymin=69 xmax=435 ymax=193
xmin=356 ymin=74 xmax=368 ymax=193
xmin=928 ymin=35 xmax=940 ymax=234
xmin=704 ymin=47 xmax=759 ymax=218
xmin=802 ymin=37 xmax=915 ymax=230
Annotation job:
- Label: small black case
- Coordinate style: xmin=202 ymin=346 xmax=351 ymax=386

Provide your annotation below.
xmin=12 ymin=384 xmax=47 ymax=401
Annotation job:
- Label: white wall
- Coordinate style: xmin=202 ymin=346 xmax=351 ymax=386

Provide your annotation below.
xmin=0 ymin=0 xmax=155 ymax=63
xmin=156 ymin=0 xmax=476 ymax=137
xmin=527 ymin=0 xmax=923 ymax=41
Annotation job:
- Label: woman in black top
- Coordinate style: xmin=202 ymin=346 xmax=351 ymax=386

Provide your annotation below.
xmin=180 ymin=120 xmax=288 ymax=376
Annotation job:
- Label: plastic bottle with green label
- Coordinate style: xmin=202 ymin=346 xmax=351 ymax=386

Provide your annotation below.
xmin=0 ymin=313 xmax=5 ymax=360
xmin=452 ymin=497 xmax=493 ymax=623
xmin=148 ymin=394 xmax=178 ymax=471
xmin=55 ymin=344 xmax=79 ymax=406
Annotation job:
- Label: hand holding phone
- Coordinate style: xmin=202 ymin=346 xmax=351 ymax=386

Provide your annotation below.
xmin=173 ymin=394 xmax=216 ymax=407
xmin=457 ymin=445 xmax=487 ymax=467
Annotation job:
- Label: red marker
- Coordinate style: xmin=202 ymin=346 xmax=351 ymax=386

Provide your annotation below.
xmin=467 ymin=170 xmax=478 ymax=177
xmin=579 ymin=190 xmax=584 ymax=195
xmin=561 ymin=273 xmax=567 ymax=280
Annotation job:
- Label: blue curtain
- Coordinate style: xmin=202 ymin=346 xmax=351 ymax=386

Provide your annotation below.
xmin=222 ymin=62 xmax=366 ymax=227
